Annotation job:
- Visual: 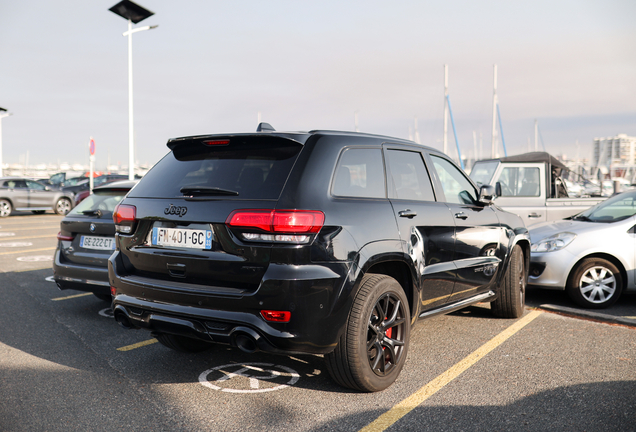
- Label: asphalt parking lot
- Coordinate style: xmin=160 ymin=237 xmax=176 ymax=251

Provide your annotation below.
xmin=1 ymin=214 xmax=635 ymax=431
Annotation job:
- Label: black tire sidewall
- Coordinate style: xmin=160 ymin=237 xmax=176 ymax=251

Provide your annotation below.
xmin=348 ymin=275 xmax=410 ymax=392
xmin=491 ymin=244 xmax=525 ymax=318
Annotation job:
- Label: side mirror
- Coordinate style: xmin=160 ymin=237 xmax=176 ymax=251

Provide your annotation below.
xmin=495 ymin=181 xmax=502 ymax=197
xmin=478 ymin=185 xmax=496 ymax=205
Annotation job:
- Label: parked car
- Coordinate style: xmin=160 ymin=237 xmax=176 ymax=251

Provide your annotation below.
xmin=0 ymin=177 xmax=75 ymax=217
xmin=529 ymin=189 xmax=636 ymax=308
xmin=470 ymin=152 xmax=605 ymax=226
xmin=62 ymin=174 xmax=131 ymax=206
xmin=53 ymin=180 xmax=137 ymax=301
xmin=42 ymin=171 xmax=85 ymax=188
xmin=109 ymin=125 xmax=530 ymax=392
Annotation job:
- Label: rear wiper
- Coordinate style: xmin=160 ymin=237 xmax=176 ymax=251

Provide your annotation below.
xmin=180 ymin=186 xmax=239 ymax=196
xmin=81 ymin=210 xmax=102 ymax=216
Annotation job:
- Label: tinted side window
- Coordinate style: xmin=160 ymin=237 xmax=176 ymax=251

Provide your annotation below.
xmin=332 ymin=148 xmax=385 ymax=198
xmin=386 ymin=150 xmax=435 ymax=201
xmin=430 ymin=155 xmax=477 ymax=204
xmin=26 ymin=181 xmax=45 ymax=191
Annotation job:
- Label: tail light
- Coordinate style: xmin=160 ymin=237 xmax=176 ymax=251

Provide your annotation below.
xmin=113 ymin=204 xmax=137 ymax=234
xmin=57 ymin=231 xmax=75 ymax=241
xmin=261 ymin=310 xmax=291 ymax=323
xmin=226 ymin=209 xmax=324 ymax=244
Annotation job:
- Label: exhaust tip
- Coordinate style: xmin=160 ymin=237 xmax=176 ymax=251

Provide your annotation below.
xmin=113 ymin=306 xmax=135 ymax=329
xmin=234 ymin=333 xmax=258 ymax=353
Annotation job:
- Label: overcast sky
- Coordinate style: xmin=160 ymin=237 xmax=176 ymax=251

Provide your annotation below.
xmin=1 ymin=0 xmax=634 ymax=170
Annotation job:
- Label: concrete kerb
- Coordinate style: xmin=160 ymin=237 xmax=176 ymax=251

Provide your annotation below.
xmin=538 ymin=304 xmax=636 ymax=328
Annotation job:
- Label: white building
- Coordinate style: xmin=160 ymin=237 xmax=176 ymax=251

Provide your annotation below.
xmin=593 ymin=134 xmax=636 ymax=166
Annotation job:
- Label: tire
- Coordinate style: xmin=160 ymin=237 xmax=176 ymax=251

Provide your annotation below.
xmin=566 ymin=258 xmax=622 ymax=309
xmin=325 ymin=274 xmax=410 ymax=392
xmin=491 ymin=244 xmax=526 ymax=318
xmin=93 ymin=293 xmax=112 ymax=302
xmin=55 ymin=198 xmax=72 ymax=215
xmin=0 ymin=199 xmax=12 ymax=217
xmin=32 ymin=210 xmax=46 ymax=215
xmin=155 ymin=333 xmax=214 ymax=353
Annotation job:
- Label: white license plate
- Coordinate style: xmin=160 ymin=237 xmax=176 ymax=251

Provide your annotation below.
xmin=151 ymin=227 xmax=213 ymax=249
xmin=80 ymin=236 xmax=115 ymax=250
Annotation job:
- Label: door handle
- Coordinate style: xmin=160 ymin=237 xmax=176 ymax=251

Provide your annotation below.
xmin=398 ymin=209 xmax=417 ymax=218
xmin=528 ymin=213 xmax=542 ymax=218
xmin=454 ymin=212 xmax=468 ymax=220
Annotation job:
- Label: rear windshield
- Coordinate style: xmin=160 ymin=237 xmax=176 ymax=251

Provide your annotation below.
xmin=68 ymin=191 xmax=128 ymax=215
xmin=129 ymin=138 xmax=302 ymax=200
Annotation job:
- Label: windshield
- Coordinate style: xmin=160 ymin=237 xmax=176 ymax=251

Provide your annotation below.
xmin=469 ymin=161 xmax=499 ymax=186
xmin=572 ymin=191 xmax=636 ymax=223
xmin=68 ymin=190 xmax=128 ymax=216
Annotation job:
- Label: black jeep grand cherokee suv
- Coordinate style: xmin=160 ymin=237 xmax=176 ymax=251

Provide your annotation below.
xmin=109 ymin=125 xmax=529 ymax=392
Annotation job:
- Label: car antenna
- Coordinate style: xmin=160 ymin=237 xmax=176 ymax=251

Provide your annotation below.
xmin=256 ymin=122 xmax=275 ymax=132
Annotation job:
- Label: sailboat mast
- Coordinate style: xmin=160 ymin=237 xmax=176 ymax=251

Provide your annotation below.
xmin=443 ymin=65 xmax=449 ymax=154
xmin=491 ymin=64 xmax=498 ymax=158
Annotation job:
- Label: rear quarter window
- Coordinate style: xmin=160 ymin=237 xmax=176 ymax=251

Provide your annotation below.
xmin=332 ymin=148 xmax=385 ymax=198
xmin=129 ymin=138 xmax=302 ymax=200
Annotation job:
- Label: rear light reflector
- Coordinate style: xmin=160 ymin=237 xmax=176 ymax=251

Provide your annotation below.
xmin=261 ymin=310 xmax=291 ymax=323
xmin=57 ymin=232 xmax=75 ymax=242
xmin=113 ymin=204 xmax=137 ymax=234
xmin=110 ymin=286 xmax=116 ymax=296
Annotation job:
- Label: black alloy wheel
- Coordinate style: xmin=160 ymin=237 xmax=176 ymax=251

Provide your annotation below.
xmin=367 ymin=292 xmax=407 ymax=377
xmin=325 ymin=274 xmax=410 ymax=392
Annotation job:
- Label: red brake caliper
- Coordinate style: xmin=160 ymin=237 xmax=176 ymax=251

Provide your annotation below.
xmin=383 ymin=319 xmax=393 ymax=351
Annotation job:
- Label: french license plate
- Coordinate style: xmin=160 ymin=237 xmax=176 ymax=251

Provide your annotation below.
xmin=151 ymin=227 xmax=213 ymax=249
xmin=80 ymin=236 xmax=115 ymax=251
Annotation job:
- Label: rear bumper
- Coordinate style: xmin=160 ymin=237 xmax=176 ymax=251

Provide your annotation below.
xmin=52 ymin=248 xmax=111 ymax=296
xmin=108 ymin=251 xmax=352 ymax=355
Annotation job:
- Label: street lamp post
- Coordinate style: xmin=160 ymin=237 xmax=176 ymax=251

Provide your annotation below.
xmin=109 ymin=0 xmax=157 ymax=180
xmin=0 ymin=107 xmax=12 ymax=177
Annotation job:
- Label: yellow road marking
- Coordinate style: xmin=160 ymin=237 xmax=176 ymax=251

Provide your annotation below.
xmin=52 ymin=292 xmax=93 ymax=301
xmin=117 ymin=339 xmax=158 ymax=351
xmin=359 ymin=310 xmax=543 ymax=432
xmin=0 ymin=247 xmax=56 ymax=255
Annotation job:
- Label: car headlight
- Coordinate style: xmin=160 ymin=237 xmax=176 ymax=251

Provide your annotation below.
xmin=531 ymin=232 xmax=576 ymax=253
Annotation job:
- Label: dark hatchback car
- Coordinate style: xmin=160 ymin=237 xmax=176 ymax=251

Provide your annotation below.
xmin=53 ymin=180 xmax=137 ymax=301
xmin=109 ymin=126 xmax=529 ymax=392
xmin=62 ymin=174 xmax=131 ymax=206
